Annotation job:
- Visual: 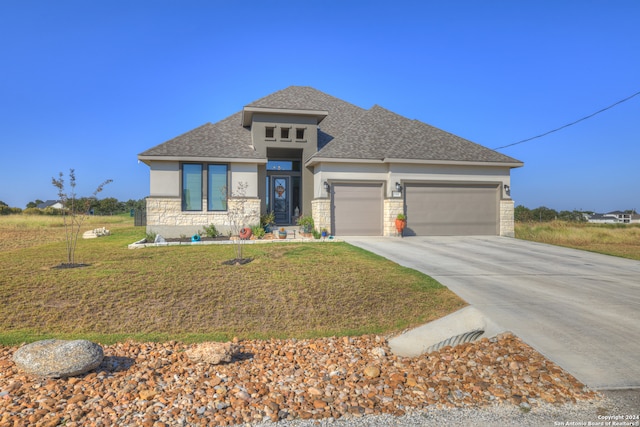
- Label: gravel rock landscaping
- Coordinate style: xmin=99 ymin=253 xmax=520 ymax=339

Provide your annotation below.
xmin=0 ymin=333 xmax=599 ymax=426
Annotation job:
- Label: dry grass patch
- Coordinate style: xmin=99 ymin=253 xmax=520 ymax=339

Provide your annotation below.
xmin=0 ymin=216 xmax=465 ymax=344
xmin=516 ymin=221 xmax=640 ymax=261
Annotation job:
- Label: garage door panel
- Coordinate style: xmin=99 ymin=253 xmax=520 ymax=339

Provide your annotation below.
xmin=332 ymin=183 xmax=383 ymax=236
xmin=405 ymin=184 xmax=498 ymax=236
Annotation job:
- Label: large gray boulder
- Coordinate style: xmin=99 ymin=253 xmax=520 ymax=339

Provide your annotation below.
xmin=13 ymin=339 xmax=104 ymax=378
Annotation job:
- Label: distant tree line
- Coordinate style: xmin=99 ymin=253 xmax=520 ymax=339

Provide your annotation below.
xmin=515 ymin=206 xmax=637 ymax=222
xmin=0 ymin=198 xmax=145 ymax=215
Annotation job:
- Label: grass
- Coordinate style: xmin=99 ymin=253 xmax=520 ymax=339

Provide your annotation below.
xmin=0 ymin=215 xmax=465 ymax=345
xmin=516 ymin=221 xmax=640 ymax=261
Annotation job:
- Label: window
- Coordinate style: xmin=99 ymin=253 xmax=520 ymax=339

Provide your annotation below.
xmin=182 ymin=164 xmax=202 ymax=211
xmin=208 ymin=164 xmax=227 ymax=211
xmin=280 ymin=127 xmax=290 ymax=139
xmin=296 ymin=128 xmax=305 ymax=140
xmin=267 ymin=160 xmax=300 ymax=171
xmin=265 ymin=127 xmax=275 ymax=139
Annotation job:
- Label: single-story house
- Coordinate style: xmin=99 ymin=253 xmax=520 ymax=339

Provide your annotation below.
xmin=36 ymin=200 xmax=64 ymax=210
xmin=587 ymin=211 xmax=639 ymax=224
xmin=138 ymin=86 xmax=523 ymax=238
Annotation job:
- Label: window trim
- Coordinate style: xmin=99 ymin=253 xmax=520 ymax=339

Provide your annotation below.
xmin=181 ymin=163 xmax=203 ymax=211
xmin=295 ymin=127 xmax=306 ymax=141
xmin=280 ymin=126 xmax=291 ymax=141
xmin=181 ymin=162 xmax=230 ymax=212
xmin=207 ymin=164 xmax=228 ymax=211
xmin=265 ymin=126 xmax=275 ymax=140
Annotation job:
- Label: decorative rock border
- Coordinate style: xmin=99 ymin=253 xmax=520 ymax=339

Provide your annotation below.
xmin=0 ymin=334 xmax=597 ymax=426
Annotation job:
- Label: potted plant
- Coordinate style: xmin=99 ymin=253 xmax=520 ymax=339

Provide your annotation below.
xmin=278 ymin=227 xmax=287 ymax=239
xmin=296 ymin=215 xmax=314 ymax=234
xmin=395 ymin=213 xmax=406 ymax=235
xmin=261 ymin=211 xmax=275 ymax=233
xmin=321 ymin=228 xmax=328 ymax=238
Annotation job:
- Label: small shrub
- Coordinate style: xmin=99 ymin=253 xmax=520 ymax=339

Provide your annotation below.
xmin=312 ymin=229 xmax=321 ymax=239
xmin=23 ymin=207 xmax=44 ymax=215
xmin=43 ymin=206 xmax=62 ymax=215
xmin=145 ymin=231 xmax=157 ymax=242
xmin=297 ymin=215 xmax=314 ymax=233
xmin=251 ymin=224 xmax=265 ymax=239
xmin=202 ymin=223 xmax=219 ymax=238
xmin=260 ymin=212 xmax=275 ymax=227
xmin=0 ymin=206 xmax=21 ymax=215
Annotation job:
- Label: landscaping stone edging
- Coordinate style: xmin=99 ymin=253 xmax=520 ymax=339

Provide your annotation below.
xmin=0 ymin=333 xmax=598 ymax=426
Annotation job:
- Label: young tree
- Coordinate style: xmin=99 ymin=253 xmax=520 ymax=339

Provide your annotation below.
xmin=226 ymin=181 xmax=258 ymax=263
xmin=51 ymin=169 xmax=112 ymax=266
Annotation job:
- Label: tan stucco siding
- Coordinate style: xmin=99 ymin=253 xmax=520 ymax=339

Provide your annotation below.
xmin=149 ymin=161 xmax=180 ymax=197
xmin=230 ymin=164 xmax=258 ymax=197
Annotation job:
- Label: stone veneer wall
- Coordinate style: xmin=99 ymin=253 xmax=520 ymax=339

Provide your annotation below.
xmin=384 ymin=199 xmax=404 ymax=237
xmin=500 ymin=199 xmax=515 ymax=237
xmin=146 ymin=197 xmax=260 ymax=238
xmin=311 ymin=199 xmax=331 ymax=234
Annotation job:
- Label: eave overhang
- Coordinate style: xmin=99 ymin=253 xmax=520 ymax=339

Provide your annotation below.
xmin=305 ymin=156 xmax=524 ymax=169
xmin=138 ymin=155 xmax=268 ymax=166
xmin=242 ymin=106 xmax=329 ymax=127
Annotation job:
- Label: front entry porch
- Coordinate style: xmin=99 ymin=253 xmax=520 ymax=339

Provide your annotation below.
xmin=265 ymin=154 xmax=302 ymax=226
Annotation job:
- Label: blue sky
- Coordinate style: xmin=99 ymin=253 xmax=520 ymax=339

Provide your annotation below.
xmin=2 ymin=1 xmax=638 ymax=212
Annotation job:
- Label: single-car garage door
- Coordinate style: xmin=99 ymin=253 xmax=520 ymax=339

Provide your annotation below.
xmin=332 ymin=183 xmax=383 ymax=235
xmin=405 ymin=183 xmax=499 ymax=236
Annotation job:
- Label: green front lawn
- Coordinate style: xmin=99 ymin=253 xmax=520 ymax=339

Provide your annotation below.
xmin=0 ymin=216 xmax=465 ymax=345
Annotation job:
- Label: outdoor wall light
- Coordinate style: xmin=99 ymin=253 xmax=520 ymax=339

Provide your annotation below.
xmin=395 ymin=182 xmax=402 ymax=192
xmin=323 ymin=181 xmax=330 ymax=193
xmin=504 ymin=184 xmax=510 ymax=194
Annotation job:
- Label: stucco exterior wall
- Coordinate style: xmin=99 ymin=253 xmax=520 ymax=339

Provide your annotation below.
xmin=230 ymin=164 xmax=258 ymax=197
xmin=314 ymin=162 xmax=512 ymax=199
xmin=149 ymin=161 xmax=180 ymax=197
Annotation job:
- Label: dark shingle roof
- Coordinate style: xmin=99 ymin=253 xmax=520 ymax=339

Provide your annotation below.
xmin=313 ymin=105 xmax=520 ymax=163
xmin=139 ymin=86 xmax=522 ymax=166
xmin=36 ymin=200 xmax=61 ymax=209
xmin=139 ymin=112 xmax=261 ymax=159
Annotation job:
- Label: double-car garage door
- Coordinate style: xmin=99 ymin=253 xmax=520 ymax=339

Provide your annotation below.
xmin=331 ymin=182 xmax=499 ymax=236
xmin=405 ymin=183 xmax=499 ymax=236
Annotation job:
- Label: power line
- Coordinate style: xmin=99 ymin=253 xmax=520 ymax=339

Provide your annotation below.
xmin=493 ymin=90 xmax=640 ymax=150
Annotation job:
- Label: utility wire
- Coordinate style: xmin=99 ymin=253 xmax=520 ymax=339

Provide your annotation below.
xmin=493 ymin=90 xmax=640 ymax=150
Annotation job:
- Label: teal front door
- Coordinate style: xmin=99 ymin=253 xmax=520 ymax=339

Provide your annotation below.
xmin=272 ymin=176 xmax=290 ymax=224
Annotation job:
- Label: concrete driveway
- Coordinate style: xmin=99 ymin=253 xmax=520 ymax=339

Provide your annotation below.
xmin=343 ymin=236 xmax=640 ymax=390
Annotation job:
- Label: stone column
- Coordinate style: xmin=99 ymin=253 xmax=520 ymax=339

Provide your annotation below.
xmin=384 ymin=198 xmax=404 ymax=237
xmin=500 ymin=199 xmax=515 ymax=237
xmin=311 ymin=199 xmax=331 ymax=234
